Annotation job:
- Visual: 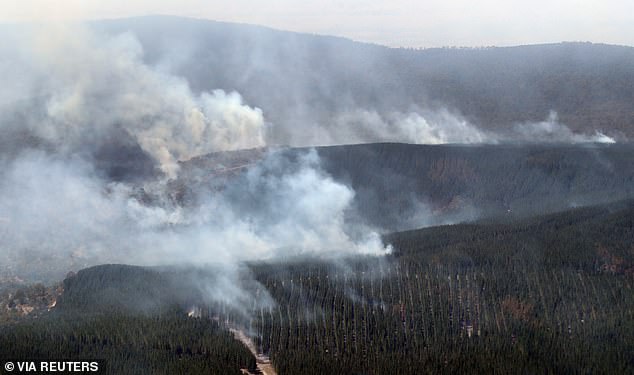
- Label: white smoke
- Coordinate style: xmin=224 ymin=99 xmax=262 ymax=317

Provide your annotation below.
xmin=330 ymin=109 xmax=489 ymax=145
xmin=511 ymin=111 xmax=616 ymax=144
xmin=207 ymin=150 xmax=389 ymax=258
xmin=0 ymin=23 xmax=390 ymax=314
xmin=326 ymin=108 xmax=615 ymax=145
xmin=0 ymin=21 xmax=615 ymax=291
xmin=2 ymin=24 xmax=265 ymax=177
xmin=0 ymin=150 xmax=389 ymax=281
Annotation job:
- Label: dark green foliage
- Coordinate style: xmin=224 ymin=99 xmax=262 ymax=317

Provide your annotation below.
xmin=0 ymin=313 xmax=256 ymax=374
xmin=246 ymin=201 xmax=634 ymax=374
xmin=248 ymin=260 xmax=633 ymax=374
xmin=58 ymin=265 xmax=178 ymax=314
xmin=57 ymin=264 xmax=255 ymax=318
xmin=2 ymin=201 xmax=633 ymax=374
xmin=385 ymin=199 xmax=634 ymax=271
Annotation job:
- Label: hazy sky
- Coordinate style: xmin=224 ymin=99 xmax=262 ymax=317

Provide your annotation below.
xmin=2 ymin=0 xmax=633 ymax=47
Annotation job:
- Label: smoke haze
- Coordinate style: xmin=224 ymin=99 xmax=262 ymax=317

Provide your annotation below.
xmin=328 ymin=109 xmax=615 ymax=145
xmin=0 ymin=19 xmax=624 ymax=312
xmin=0 ymin=24 xmax=390 ymax=314
xmin=1 ymin=24 xmax=266 ymax=177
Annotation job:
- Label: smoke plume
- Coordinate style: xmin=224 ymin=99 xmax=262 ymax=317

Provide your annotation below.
xmin=0 ymin=20 xmax=617 ymax=309
xmin=324 ymin=109 xmax=615 ymax=145
xmin=1 ymin=24 xmax=266 ymax=178
xmin=0 ymin=23 xmax=391 ymax=319
xmin=510 ymin=111 xmax=615 ymax=144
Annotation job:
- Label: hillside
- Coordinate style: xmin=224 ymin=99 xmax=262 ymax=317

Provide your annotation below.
xmin=179 ymin=143 xmax=634 ymax=231
xmin=92 ymin=16 xmax=634 ymax=142
xmin=2 ymin=142 xmax=633 ymax=284
xmin=315 ymin=143 xmax=634 ymax=229
xmin=1 ymin=200 xmax=632 ymax=374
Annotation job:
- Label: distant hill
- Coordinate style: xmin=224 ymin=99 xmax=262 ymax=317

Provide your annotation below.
xmin=92 ymin=16 xmax=634 ymax=142
xmin=50 ymin=199 xmax=634 ymax=313
xmin=385 ymin=198 xmax=634 ymax=273
xmin=314 ymin=143 xmax=634 ymax=228
xmin=181 ymin=143 xmax=634 ymax=231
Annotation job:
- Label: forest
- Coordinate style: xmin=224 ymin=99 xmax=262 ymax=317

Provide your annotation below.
xmin=179 ymin=143 xmax=634 ymax=232
xmin=2 ymin=200 xmax=632 ymax=374
xmin=0 ymin=313 xmax=255 ymax=374
xmin=315 ymin=143 xmax=634 ymax=229
xmin=1 ymin=13 xmax=633 ymax=375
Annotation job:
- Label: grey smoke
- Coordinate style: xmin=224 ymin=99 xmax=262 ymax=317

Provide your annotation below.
xmin=0 ymin=24 xmax=266 ymax=178
xmin=0 ymin=23 xmax=616 ymax=164
xmin=509 ymin=111 xmax=615 ymax=144
xmin=0 ymin=20 xmax=616 ymax=301
xmin=0 ymin=150 xmax=388 ymax=277
xmin=328 ymin=109 xmax=489 ymax=145
xmin=0 ymin=23 xmax=390 ymax=315
xmin=325 ymin=109 xmax=615 ymax=145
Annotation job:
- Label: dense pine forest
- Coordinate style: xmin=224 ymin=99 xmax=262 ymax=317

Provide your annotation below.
xmin=0 ymin=313 xmax=256 ymax=374
xmin=2 ymin=200 xmax=632 ymax=374
xmin=250 ymin=200 xmax=634 ymax=374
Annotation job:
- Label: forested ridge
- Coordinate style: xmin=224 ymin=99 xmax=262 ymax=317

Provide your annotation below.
xmin=248 ymin=201 xmax=634 ymax=373
xmin=180 ymin=143 xmax=634 ymax=232
xmin=91 ymin=16 xmax=634 ymax=140
xmin=315 ymin=143 xmax=634 ymax=230
xmin=1 ymin=200 xmax=632 ymax=374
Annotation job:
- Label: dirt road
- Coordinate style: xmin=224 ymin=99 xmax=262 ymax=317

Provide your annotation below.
xmin=230 ymin=328 xmax=277 ymax=375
